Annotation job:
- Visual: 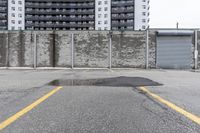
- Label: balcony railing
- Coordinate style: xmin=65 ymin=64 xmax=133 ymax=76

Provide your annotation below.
xmin=25 ymin=16 xmax=94 ymax=21
xmin=26 ymin=10 xmax=94 ymax=15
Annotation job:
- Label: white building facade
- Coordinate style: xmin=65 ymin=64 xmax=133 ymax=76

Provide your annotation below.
xmin=8 ymin=0 xmax=25 ymax=30
xmin=95 ymin=0 xmax=111 ymax=30
xmin=134 ymin=0 xmax=150 ymax=30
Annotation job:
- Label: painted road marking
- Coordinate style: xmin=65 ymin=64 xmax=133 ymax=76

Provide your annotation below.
xmin=139 ymin=87 xmax=200 ymax=125
xmin=0 ymin=86 xmax=63 ymax=130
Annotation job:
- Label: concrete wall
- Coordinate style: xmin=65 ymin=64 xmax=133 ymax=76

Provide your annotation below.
xmin=197 ymin=31 xmax=200 ymax=68
xmin=36 ymin=31 xmax=54 ymax=67
xmin=112 ymin=31 xmax=146 ymax=68
xmin=0 ymin=31 xmax=7 ymax=67
xmin=148 ymin=30 xmax=156 ymax=68
xmin=74 ymin=31 xmax=109 ymax=68
xmin=55 ymin=31 xmax=72 ymax=67
xmin=0 ymin=30 xmax=199 ymax=69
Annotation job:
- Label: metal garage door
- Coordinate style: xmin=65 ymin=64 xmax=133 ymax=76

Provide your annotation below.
xmin=157 ymin=32 xmax=193 ymax=69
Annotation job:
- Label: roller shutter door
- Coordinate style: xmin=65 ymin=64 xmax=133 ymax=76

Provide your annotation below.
xmin=157 ymin=36 xmax=192 ymax=69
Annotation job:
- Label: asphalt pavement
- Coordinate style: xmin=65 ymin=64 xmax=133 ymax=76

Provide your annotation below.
xmin=0 ymin=69 xmax=199 ymax=133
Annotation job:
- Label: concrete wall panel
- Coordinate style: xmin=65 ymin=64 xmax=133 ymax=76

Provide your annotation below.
xmin=197 ymin=31 xmax=200 ymax=68
xmin=112 ymin=31 xmax=146 ymax=68
xmin=8 ymin=32 xmax=22 ymax=67
xmin=0 ymin=32 xmax=7 ymax=67
xmin=148 ymin=31 xmax=156 ymax=68
xmin=23 ymin=31 xmax=34 ymax=67
xmin=74 ymin=31 xmax=109 ymax=68
xmin=55 ymin=31 xmax=72 ymax=67
xmin=36 ymin=31 xmax=53 ymax=67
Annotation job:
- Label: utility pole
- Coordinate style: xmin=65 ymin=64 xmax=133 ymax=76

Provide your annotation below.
xmin=176 ymin=22 xmax=179 ymax=29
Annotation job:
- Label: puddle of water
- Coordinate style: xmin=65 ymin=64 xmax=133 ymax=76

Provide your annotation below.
xmin=48 ymin=76 xmax=162 ymax=87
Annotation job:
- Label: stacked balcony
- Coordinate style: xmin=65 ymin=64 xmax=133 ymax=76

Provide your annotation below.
xmin=111 ymin=0 xmax=134 ymax=30
xmin=0 ymin=0 xmax=7 ymax=30
xmin=25 ymin=0 xmax=95 ymax=30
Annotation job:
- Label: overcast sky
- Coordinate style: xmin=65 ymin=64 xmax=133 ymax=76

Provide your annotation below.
xmin=150 ymin=0 xmax=200 ymax=28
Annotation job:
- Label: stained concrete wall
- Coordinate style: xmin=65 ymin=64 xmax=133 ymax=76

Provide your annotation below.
xmin=112 ymin=31 xmax=146 ymax=68
xmin=0 ymin=30 xmax=199 ymax=69
xmin=36 ymin=31 xmax=54 ymax=67
xmin=148 ymin=30 xmax=156 ymax=68
xmin=55 ymin=31 xmax=72 ymax=67
xmin=74 ymin=31 xmax=109 ymax=68
xmin=197 ymin=31 xmax=200 ymax=68
xmin=0 ymin=31 xmax=7 ymax=67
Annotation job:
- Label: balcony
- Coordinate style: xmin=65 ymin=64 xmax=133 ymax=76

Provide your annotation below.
xmin=25 ymin=0 xmax=94 ymax=2
xmin=26 ymin=10 xmax=94 ymax=15
xmin=112 ymin=8 xmax=134 ymax=14
xmin=25 ymin=23 xmax=94 ymax=28
xmin=25 ymin=16 xmax=94 ymax=22
xmin=0 ymin=21 xmax=7 ymax=26
xmin=0 ymin=9 xmax=6 ymax=13
xmin=0 ymin=15 xmax=7 ymax=20
xmin=25 ymin=3 xmax=94 ymax=9
xmin=112 ymin=2 xmax=134 ymax=7
xmin=112 ymin=15 xmax=134 ymax=20
xmin=112 ymin=22 xmax=134 ymax=27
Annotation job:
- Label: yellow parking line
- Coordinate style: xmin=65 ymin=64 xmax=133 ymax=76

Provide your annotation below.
xmin=139 ymin=86 xmax=200 ymax=125
xmin=0 ymin=86 xmax=63 ymax=130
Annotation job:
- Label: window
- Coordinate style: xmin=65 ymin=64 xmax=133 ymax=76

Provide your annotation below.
xmin=11 ymin=20 xmax=15 ymax=24
xmin=98 ymin=27 xmax=101 ymax=30
xmin=11 ymin=7 xmax=15 ymax=11
xmin=11 ymin=0 xmax=15 ymax=4
xmin=18 ymin=14 xmax=22 ymax=18
xmin=12 ymin=13 xmax=15 ymax=17
xmin=11 ymin=27 xmax=15 ymax=30
xmin=18 ymin=1 xmax=22 ymax=5
xmin=104 ymin=20 xmax=108 ymax=24
xmin=18 ymin=20 xmax=22 ymax=24
xmin=98 ymin=8 xmax=101 ymax=11
xmin=98 ymin=1 xmax=102 ymax=5
xmin=98 ymin=21 xmax=101 ymax=24
xmin=98 ymin=14 xmax=101 ymax=18
xmin=104 ymin=14 xmax=108 ymax=18
xmin=104 ymin=7 xmax=108 ymax=11
xmin=142 ymin=25 xmax=146 ymax=29
xmin=143 ymin=5 xmax=146 ymax=9
xmin=18 ymin=7 xmax=22 ymax=11
xmin=142 ymin=12 xmax=146 ymax=16
xmin=142 ymin=19 xmax=146 ymax=23
xmin=104 ymin=1 xmax=108 ymax=4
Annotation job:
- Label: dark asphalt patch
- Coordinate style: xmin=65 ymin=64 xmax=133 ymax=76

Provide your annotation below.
xmin=47 ymin=76 xmax=162 ymax=87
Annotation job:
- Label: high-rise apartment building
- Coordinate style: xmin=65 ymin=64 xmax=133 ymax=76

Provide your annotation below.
xmin=0 ymin=0 xmax=149 ymax=31
xmin=0 ymin=0 xmax=8 ymax=30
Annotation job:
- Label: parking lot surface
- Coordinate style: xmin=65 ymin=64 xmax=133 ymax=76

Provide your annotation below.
xmin=0 ymin=69 xmax=200 ymax=133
